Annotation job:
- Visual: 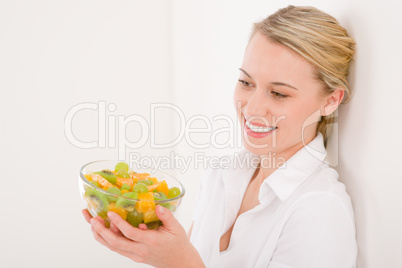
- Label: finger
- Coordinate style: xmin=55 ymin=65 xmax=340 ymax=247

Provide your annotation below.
xmin=91 ymin=224 xmax=144 ymax=263
xmin=107 ymin=211 xmax=146 ymax=241
xmin=155 ymin=205 xmax=178 ymax=230
xmin=82 ymin=209 xmax=92 ymax=223
xmin=82 ymin=210 xmax=105 ymax=226
xmin=93 ymin=215 xmax=105 ymax=226
xmin=91 ymin=226 xmax=143 ymax=263
xmin=110 ymin=221 xmax=123 ymax=236
xmin=138 ymin=223 xmax=148 ymax=230
xmin=91 ymin=225 xmax=112 ymax=249
xmin=90 ymin=218 xmax=141 ymax=252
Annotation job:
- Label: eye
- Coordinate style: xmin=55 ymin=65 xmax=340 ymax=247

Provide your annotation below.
xmin=238 ymin=79 xmax=253 ymax=88
xmin=271 ymin=91 xmax=288 ymax=99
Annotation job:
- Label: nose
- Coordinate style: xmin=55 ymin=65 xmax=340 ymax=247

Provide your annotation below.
xmin=244 ymin=88 xmax=269 ymax=121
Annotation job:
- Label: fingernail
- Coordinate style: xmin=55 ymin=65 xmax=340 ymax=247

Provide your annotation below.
xmin=107 ymin=211 xmax=114 ymax=219
xmin=158 ymin=205 xmax=165 ymax=214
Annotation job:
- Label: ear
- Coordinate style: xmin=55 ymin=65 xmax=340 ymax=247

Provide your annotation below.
xmin=321 ymin=88 xmax=345 ymax=116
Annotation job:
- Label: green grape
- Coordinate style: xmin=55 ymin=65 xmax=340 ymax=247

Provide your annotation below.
xmin=107 ymin=187 xmax=122 ymax=202
xmin=90 ymin=181 xmax=100 ymax=188
xmin=115 ymin=162 xmax=129 ymax=172
xmin=126 ymin=210 xmax=143 ymax=227
xmin=168 ymin=187 xmax=181 ymax=198
xmin=132 ymin=183 xmax=149 ymax=193
xmin=137 ymin=179 xmax=152 ymax=186
xmin=116 ymin=169 xmax=130 ymax=178
xmin=120 ymin=183 xmax=131 ymax=191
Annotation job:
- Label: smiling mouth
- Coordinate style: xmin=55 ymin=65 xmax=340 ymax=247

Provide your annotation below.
xmin=245 ymin=119 xmax=277 ymax=133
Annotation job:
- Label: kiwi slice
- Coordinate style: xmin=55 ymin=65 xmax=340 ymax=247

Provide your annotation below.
xmin=126 ymin=210 xmax=143 ymax=227
xmin=115 ymin=192 xmax=138 ymax=212
xmin=153 ymin=192 xmax=168 ymax=201
xmin=94 ymin=169 xmax=117 ymax=185
xmin=85 ymin=188 xmax=109 ymax=218
xmin=106 ymin=187 xmax=121 ymax=202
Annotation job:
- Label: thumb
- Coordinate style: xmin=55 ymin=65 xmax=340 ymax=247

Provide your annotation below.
xmin=155 ymin=205 xmax=179 ymax=230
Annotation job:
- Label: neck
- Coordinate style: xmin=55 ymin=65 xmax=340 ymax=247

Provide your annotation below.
xmin=255 ymin=134 xmax=316 ymax=184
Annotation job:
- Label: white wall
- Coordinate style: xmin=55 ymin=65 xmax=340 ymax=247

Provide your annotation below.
xmin=335 ymin=2 xmax=402 ymax=267
xmin=0 ymin=1 xmax=170 ymax=267
xmin=171 ymin=1 xmax=402 ymax=268
xmin=1 ymin=1 xmax=401 ymax=268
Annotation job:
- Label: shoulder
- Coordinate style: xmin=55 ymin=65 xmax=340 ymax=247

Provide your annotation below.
xmin=289 ymin=162 xmax=355 ymax=223
xmin=272 ymin=190 xmax=357 ymax=267
xmin=267 ymin=160 xmax=358 ymax=267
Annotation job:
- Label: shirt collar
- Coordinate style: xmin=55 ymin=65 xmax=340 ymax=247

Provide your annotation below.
xmin=221 ymin=133 xmax=327 ymax=204
xmin=261 ymin=133 xmax=327 ymax=202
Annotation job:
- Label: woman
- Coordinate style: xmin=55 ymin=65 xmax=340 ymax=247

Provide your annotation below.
xmin=83 ymin=5 xmax=357 ymax=268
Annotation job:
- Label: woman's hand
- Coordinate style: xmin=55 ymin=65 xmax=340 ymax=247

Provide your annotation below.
xmin=82 ymin=209 xmax=124 ymax=236
xmin=82 ymin=206 xmax=205 ymax=268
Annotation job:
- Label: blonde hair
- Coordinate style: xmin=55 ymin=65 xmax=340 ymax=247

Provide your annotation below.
xmin=252 ymin=5 xmax=356 ymax=147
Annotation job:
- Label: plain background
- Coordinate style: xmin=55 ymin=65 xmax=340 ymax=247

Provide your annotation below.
xmin=1 ymin=0 xmax=401 ymax=267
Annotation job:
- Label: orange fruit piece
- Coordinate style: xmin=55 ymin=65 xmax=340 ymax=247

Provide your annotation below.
xmin=132 ymin=173 xmax=150 ymax=183
xmin=156 ymin=180 xmax=169 ymax=196
xmin=147 ymin=181 xmax=162 ymax=192
xmin=84 ymin=174 xmax=92 ymax=181
xmin=129 ymin=172 xmax=137 ymax=183
xmin=135 ymin=193 xmax=155 ymax=214
xmin=121 ymin=189 xmax=129 ymax=194
xmin=92 ymin=174 xmax=114 ymax=190
xmin=116 ymin=177 xmax=134 ymax=188
xmin=143 ymin=208 xmax=159 ymax=223
xmin=149 ymin=177 xmax=158 ymax=184
xmin=108 ymin=203 xmax=128 ymax=220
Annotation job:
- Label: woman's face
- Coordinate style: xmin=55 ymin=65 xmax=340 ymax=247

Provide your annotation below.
xmin=234 ymin=32 xmax=331 ymax=160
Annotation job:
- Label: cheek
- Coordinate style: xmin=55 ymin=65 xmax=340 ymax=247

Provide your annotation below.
xmin=275 ymin=104 xmax=306 ymax=128
xmin=233 ymin=87 xmax=246 ymax=112
xmin=280 ymin=102 xmax=321 ymax=130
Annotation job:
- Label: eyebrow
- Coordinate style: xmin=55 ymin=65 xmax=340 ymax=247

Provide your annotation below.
xmin=239 ymin=68 xmax=299 ymax=91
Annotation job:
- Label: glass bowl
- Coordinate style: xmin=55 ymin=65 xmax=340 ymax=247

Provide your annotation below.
xmin=79 ymin=160 xmax=185 ymax=229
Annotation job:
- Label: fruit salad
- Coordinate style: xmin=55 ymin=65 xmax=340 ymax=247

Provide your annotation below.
xmin=81 ymin=161 xmax=183 ymax=229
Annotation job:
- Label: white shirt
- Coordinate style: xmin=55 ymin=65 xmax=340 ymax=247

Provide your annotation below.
xmin=190 ymin=133 xmax=358 ymax=268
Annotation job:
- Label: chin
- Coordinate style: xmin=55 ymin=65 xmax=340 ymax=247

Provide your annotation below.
xmin=242 ymin=137 xmax=277 ymax=156
xmin=241 ymin=138 xmax=288 ymax=169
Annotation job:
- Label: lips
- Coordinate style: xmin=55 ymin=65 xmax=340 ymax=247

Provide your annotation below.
xmin=244 ymin=118 xmax=277 ymax=133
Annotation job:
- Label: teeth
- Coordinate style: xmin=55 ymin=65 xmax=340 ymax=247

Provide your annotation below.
xmin=246 ymin=120 xmax=276 ymax=133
